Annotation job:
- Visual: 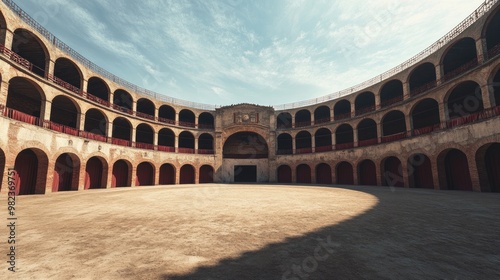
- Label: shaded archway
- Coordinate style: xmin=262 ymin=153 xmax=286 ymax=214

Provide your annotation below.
xmin=199 ymin=112 xmax=214 ymax=129
xmin=409 ymin=62 xmax=437 ymax=96
xmin=112 ymin=117 xmax=132 ymax=146
xmin=411 ymin=98 xmax=440 ymax=135
xmin=277 ymin=165 xmax=292 ymax=183
xmin=14 ymin=148 xmax=48 ymax=195
xmin=223 ymin=132 xmax=268 ymax=158
xmin=84 ymin=109 xmax=107 ymax=139
xmin=6 ymin=77 xmax=44 ymax=124
xmin=315 ymin=128 xmax=332 ymax=152
xmin=355 ymin=91 xmax=375 ymax=116
xmin=136 ymin=162 xmax=154 ymax=186
xmin=136 ymin=123 xmax=154 ymax=150
xmin=277 ymin=112 xmax=292 ymax=129
xmin=50 ymin=95 xmax=79 ymax=131
xmin=113 ymin=89 xmax=133 ymax=114
xmin=158 ymin=128 xmax=175 ymax=152
xmin=52 ymin=153 xmax=80 ymax=192
xmin=476 ymin=143 xmax=500 ymax=192
xmin=493 ymin=69 xmax=500 ymax=106
xmin=0 ymin=149 xmax=4 ymax=191
xmin=12 ymin=29 xmax=47 ymax=77
xmin=380 ymin=80 xmax=404 ymax=107
xmin=446 ymin=81 xmax=483 ymax=120
xmin=136 ymin=98 xmax=155 ymax=119
xmin=316 ymin=163 xmax=332 ymax=184
xmin=336 ymin=162 xmax=354 ymax=185
xmin=179 ymin=131 xmax=195 ymax=154
xmin=442 ymin=37 xmax=478 ymax=81
xmin=180 ymin=165 xmax=195 ymax=184
xmin=277 ymin=133 xmax=293 ymax=155
xmin=314 ymin=106 xmax=331 ymax=124
xmin=199 ymin=165 xmax=214 ymax=183
xmin=0 ymin=11 xmax=7 ymax=46
xmin=295 ymin=110 xmax=311 ymax=127
xmin=357 ymin=118 xmax=378 ymax=146
xmin=485 ymin=7 xmax=500 ymax=58
xmin=54 ymin=57 xmax=82 ymax=90
xmin=198 ymin=133 xmax=214 ymax=154
xmin=295 ymin=131 xmax=312 ymax=154
xmin=159 ymin=105 xmax=176 ymax=124
xmin=179 ymin=109 xmax=195 ymax=127
xmin=159 ymin=163 xmax=176 ymax=185
xmin=408 ymin=154 xmax=433 ymax=189
xmin=358 ymin=160 xmax=377 ymax=186
xmin=382 ymin=110 xmax=407 ymax=142
xmin=85 ymin=156 xmax=107 ymax=189
xmin=438 ymin=149 xmax=472 ymax=191
xmin=335 ymin=124 xmax=354 ymax=149
xmin=334 ymin=100 xmax=351 ymax=120
xmin=382 ymin=157 xmax=404 ymax=188
xmin=112 ymin=160 xmax=131 ymax=187
xmin=87 ymin=77 xmax=110 ymax=102
xmin=296 ymin=164 xmax=311 ymax=184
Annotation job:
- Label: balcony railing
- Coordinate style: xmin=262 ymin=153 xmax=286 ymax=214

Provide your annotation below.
xmin=178 ymin=147 xmax=195 ymax=154
xmin=335 ymin=143 xmax=354 ymax=150
xmin=410 ymin=80 xmax=438 ymax=97
xmin=334 ymin=113 xmax=351 ymax=121
xmin=135 ymin=142 xmax=154 ymax=150
xmin=157 ymin=145 xmax=175 ymax=152
xmin=135 ymin=112 xmax=155 ymax=120
xmin=315 ymin=145 xmax=333 ymax=152
xmin=276 ymin=149 xmax=293 ymax=155
xmin=442 ymin=59 xmax=479 ymax=82
xmin=198 ymin=149 xmax=215 ymax=154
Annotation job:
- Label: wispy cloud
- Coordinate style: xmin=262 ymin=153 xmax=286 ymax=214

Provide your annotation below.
xmin=14 ymin=0 xmax=486 ymax=106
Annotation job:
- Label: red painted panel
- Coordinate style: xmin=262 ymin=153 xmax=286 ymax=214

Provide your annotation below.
xmin=337 ymin=162 xmax=354 ymax=185
xmin=445 ymin=150 xmax=472 ymax=191
xmin=411 ymin=155 xmax=434 ymax=189
xmin=486 ymin=144 xmax=500 ymax=192
xmin=296 ymin=164 xmax=311 ymax=184
xmin=14 ymin=149 xmax=38 ymax=195
xmin=112 ymin=160 xmax=129 ymax=187
xmin=180 ymin=165 xmax=195 ymax=184
xmin=316 ymin=164 xmax=332 ymax=184
xmin=277 ymin=165 xmax=292 ymax=183
xmin=159 ymin=164 xmax=175 ymax=185
xmin=85 ymin=157 xmax=103 ymax=189
xmin=383 ymin=157 xmax=404 ymax=188
xmin=136 ymin=163 xmax=154 ymax=186
xmin=52 ymin=155 xmax=73 ymax=192
xmin=359 ymin=160 xmax=377 ymax=186
xmin=199 ymin=165 xmax=214 ymax=183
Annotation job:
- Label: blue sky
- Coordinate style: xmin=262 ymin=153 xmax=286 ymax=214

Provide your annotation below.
xmin=15 ymin=0 xmax=485 ymax=107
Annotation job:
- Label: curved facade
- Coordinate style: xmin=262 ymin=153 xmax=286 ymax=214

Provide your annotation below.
xmin=0 ymin=1 xmax=499 ymax=194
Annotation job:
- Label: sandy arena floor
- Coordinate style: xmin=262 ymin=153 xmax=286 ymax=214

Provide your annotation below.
xmin=1 ymin=184 xmax=499 ymax=279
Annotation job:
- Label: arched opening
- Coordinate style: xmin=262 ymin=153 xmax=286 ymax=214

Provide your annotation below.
xmin=50 ymin=95 xmax=79 ymax=132
xmin=14 ymin=149 xmax=48 ymax=195
xmin=357 ymin=118 xmax=378 ymax=146
xmin=179 ymin=131 xmax=195 ymax=154
xmin=54 ymin=57 xmax=82 ymax=90
xmin=0 ymin=12 xmax=7 ymax=46
xmin=335 ymin=124 xmax=354 ymax=150
xmin=223 ymin=132 xmax=268 ymax=158
xmin=84 ymin=109 xmax=107 ymax=138
xmin=382 ymin=157 xmax=404 ymax=188
xmin=0 ymin=149 xmax=5 ymax=191
xmin=411 ymin=98 xmax=440 ymax=135
xmin=315 ymin=128 xmax=332 ymax=152
xmin=314 ymin=106 xmax=331 ymax=124
xmin=85 ymin=157 xmax=107 ymax=189
xmin=295 ymin=131 xmax=312 ymax=154
xmin=158 ymin=105 xmax=176 ymax=124
xmin=158 ymin=128 xmax=175 ymax=152
xmin=136 ymin=98 xmax=155 ymax=120
xmin=52 ymin=153 xmax=79 ymax=192
xmin=180 ymin=165 xmax=195 ymax=184
xmin=277 ymin=165 xmax=292 ymax=183
xmin=87 ymin=77 xmax=110 ymax=102
xmin=12 ymin=29 xmax=47 ymax=77
xmin=439 ymin=149 xmax=472 ymax=191
xmin=159 ymin=164 xmax=176 ymax=185
xmin=334 ymin=100 xmax=351 ymax=120
xmin=198 ymin=133 xmax=214 ymax=154
xmin=136 ymin=162 xmax=154 ymax=186
xmin=277 ymin=112 xmax=293 ymax=129
xmin=199 ymin=165 xmax=214 ymax=183
xmin=296 ymin=164 xmax=311 ymax=184
xmin=199 ymin=112 xmax=214 ymax=129
xmin=135 ymin=123 xmax=154 ymax=150
xmin=179 ymin=109 xmax=195 ymax=127
xmin=113 ymin=89 xmax=133 ymax=114
xmin=358 ymin=160 xmax=377 ymax=186
xmin=475 ymin=143 xmax=500 ymax=192
xmin=446 ymin=81 xmax=483 ymax=120
xmin=6 ymin=77 xmax=44 ymax=125
xmin=485 ymin=8 xmax=500 ymax=58
xmin=408 ymin=154 xmax=433 ymax=189
xmin=277 ymin=133 xmax=293 ymax=155
xmin=493 ymin=69 xmax=500 ymax=106
xmin=442 ymin=37 xmax=478 ymax=81
xmin=112 ymin=160 xmax=131 ymax=187
xmin=409 ymin=62 xmax=437 ymax=96
xmin=112 ymin=117 xmax=132 ymax=146
xmin=380 ymin=79 xmax=404 ymax=107
xmin=336 ymin=162 xmax=354 ymax=185
xmin=355 ymin=91 xmax=376 ymax=116
xmin=382 ymin=110 xmax=407 ymax=142
xmin=295 ymin=110 xmax=311 ymax=127
xmin=316 ymin=163 xmax=332 ymax=184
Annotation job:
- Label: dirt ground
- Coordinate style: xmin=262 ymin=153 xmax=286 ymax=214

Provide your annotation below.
xmin=1 ymin=184 xmax=499 ymax=279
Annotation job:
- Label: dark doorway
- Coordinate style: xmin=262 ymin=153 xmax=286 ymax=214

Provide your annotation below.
xmin=234 ymin=165 xmax=257 ymax=182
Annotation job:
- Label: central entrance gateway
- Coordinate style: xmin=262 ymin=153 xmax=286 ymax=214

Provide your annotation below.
xmin=234 ymin=165 xmax=257 ymax=182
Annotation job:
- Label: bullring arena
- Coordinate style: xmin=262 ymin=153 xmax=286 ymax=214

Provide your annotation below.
xmin=0 ymin=0 xmax=499 ymax=279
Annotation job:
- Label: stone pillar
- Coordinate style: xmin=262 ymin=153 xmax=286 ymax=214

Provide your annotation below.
xmin=195 ymin=115 xmax=199 ymax=128
xmin=3 ymin=29 xmax=13 ymax=50
xmin=175 ymin=112 xmax=179 ymax=125
xmin=130 ymin=165 xmax=137 ymax=187
xmin=48 ymin=60 xmax=55 ymax=78
xmin=154 ymin=106 xmax=159 ymax=120
xmin=311 ymin=134 xmax=315 ymax=153
xmin=353 ymin=128 xmax=358 ymax=147
xmin=132 ymin=101 xmax=137 ymax=114
xmin=475 ymin=38 xmax=486 ymax=64
xmin=194 ymin=134 xmax=199 ymax=154
xmin=350 ymin=102 xmax=355 ymax=118
xmin=435 ymin=64 xmax=443 ymax=86
xmin=78 ymin=112 xmax=85 ymax=131
xmin=310 ymin=112 xmax=315 ymax=126
xmin=0 ymin=80 xmax=9 ymax=105
xmin=153 ymin=129 xmax=158 ymax=149
xmin=43 ymin=100 xmax=52 ymax=121
xmin=175 ymin=135 xmax=179 ymax=153
xmin=403 ymin=82 xmax=410 ymax=100
xmin=292 ymin=136 xmax=296 ymax=155
xmin=439 ymin=101 xmax=447 ymax=124
xmin=330 ymin=107 xmax=335 ymax=121
xmin=480 ymin=84 xmax=493 ymax=109
xmin=468 ymin=154 xmax=481 ymax=192
xmin=130 ymin=127 xmax=136 ymax=146
xmin=401 ymin=159 xmax=410 ymax=188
